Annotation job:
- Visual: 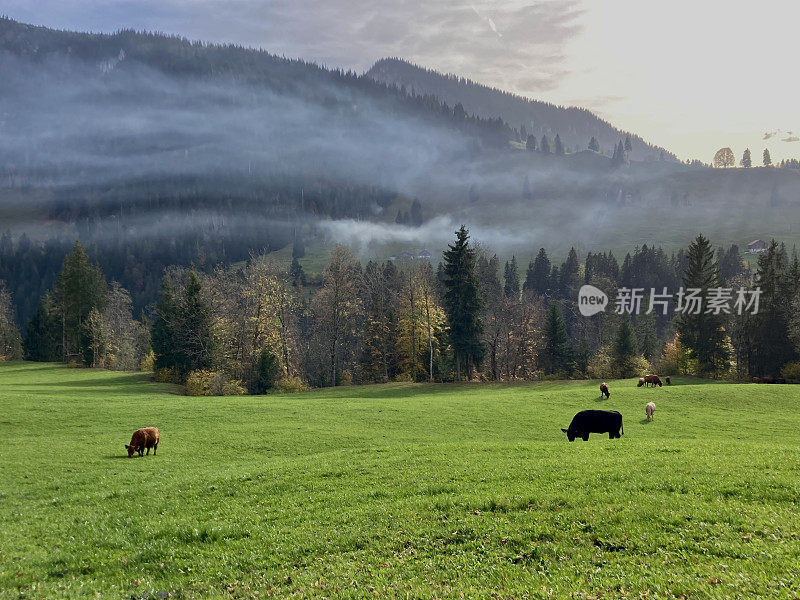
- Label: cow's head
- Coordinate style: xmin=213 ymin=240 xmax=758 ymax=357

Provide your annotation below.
xmin=125 ymin=444 xmax=137 ymax=458
xmin=561 ymin=428 xmax=575 ymax=442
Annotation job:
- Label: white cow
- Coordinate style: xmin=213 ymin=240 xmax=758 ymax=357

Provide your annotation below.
xmin=645 ymin=401 xmax=656 ymax=421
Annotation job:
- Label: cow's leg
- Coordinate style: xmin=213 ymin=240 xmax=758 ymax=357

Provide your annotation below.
xmin=146 ymin=446 xmax=150 ymax=455
xmin=582 ymin=435 xmax=589 ymax=441
xmin=153 ymin=443 xmax=157 ymax=456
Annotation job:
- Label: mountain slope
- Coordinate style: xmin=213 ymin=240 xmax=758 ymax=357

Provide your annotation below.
xmin=366 ymin=58 xmax=675 ymax=162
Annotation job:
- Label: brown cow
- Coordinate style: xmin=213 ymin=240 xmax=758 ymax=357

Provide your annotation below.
xmin=644 ymin=374 xmax=662 ymax=387
xmin=599 ymin=382 xmax=610 ymax=399
xmin=637 ymin=377 xmax=645 ymax=387
xmin=665 ymin=376 xmax=671 ymax=385
xmin=125 ymin=427 xmax=160 ymax=458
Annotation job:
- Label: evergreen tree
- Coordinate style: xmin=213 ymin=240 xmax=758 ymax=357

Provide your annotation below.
xmin=613 ymin=317 xmax=638 ymax=377
xmin=181 ymin=268 xmax=217 ymax=373
xmin=523 ymin=248 xmax=551 ymax=295
xmin=675 ymin=234 xmax=730 ymax=376
xmin=559 ymin=247 xmax=580 ymax=298
xmin=410 ymin=199 xmax=423 ymax=226
xmin=539 ymin=135 xmax=550 ymax=154
xmin=588 ymin=136 xmax=600 ymax=152
xmin=751 ymin=241 xmax=797 ymax=377
xmin=763 ymin=148 xmax=772 ymax=166
xmin=520 ymin=124 xmax=527 ymax=140
xmin=554 ymin=134 xmax=565 ymax=155
xmin=24 ymin=292 xmax=61 ymax=361
xmin=525 ymin=134 xmax=537 ymax=151
xmin=503 ymin=256 xmax=520 ymax=299
xmin=741 ymin=148 xmax=752 ymax=168
xmin=54 ymin=242 xmax=107 ymax=362
xmin=540 ymin=302 xmax=572 ymax=375
xmin=624 ymin=134 xmax=633 ymax=154
xmin=634 ymin=310 xmax=659 ymax=363
xmin=442 ymin=226 xmax=484 ymax=380
xmin=252 ymin=347 xmax=280 ymax=393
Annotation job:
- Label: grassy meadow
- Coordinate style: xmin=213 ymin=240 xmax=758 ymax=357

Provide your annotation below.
xmin=1 ymin=363 xmax=800 ymax=599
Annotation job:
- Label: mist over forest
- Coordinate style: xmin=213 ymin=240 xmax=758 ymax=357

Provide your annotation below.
xmin=1 ymin=16 xmax=800 ymax=326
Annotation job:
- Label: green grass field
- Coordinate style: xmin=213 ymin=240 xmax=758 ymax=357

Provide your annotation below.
xmin=2 ymin=363 xmax=800 ymax=599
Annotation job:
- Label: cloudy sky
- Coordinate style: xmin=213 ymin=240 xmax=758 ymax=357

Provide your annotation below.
xmin=4 ymin=0 xmax=799 ymax=163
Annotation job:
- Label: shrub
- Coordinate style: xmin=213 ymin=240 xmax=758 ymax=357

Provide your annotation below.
xmin=155 ymin=366 xmax=181 ymax=384
xmin=185 ymin=369 xmax=213 ymax=396
xmin=186 ymin=369 xmax=247 ymax=396
xmin=139 ymin=350 xmax=155 ymax=372
xmin=781 ymin=361 xmax=800 ymax=383
xmin=276 ymin=376 xmax=309 ymax=393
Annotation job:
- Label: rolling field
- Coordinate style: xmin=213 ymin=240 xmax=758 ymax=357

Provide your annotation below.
xmin=1 ymin=364 xmax=800 ymax=599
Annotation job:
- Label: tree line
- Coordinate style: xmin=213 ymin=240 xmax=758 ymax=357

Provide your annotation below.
xmin=4 ymin=228 xmax=800 ymax=390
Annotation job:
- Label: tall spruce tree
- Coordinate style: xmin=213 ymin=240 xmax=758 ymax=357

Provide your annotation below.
xmin=24 ymin=291 xmax=61 ymax=361
xmin=442 ymin=226 xmax=484 ymax=380
xmin=588 ymin=136 xmax=600 ymax=152
xmin=741 ymin=148 xmax=752 ymax=168
xmin=763 ymin=148 xmax=772 ymax=166
xmin=504 ymin=256 xmax=520 ymax=299
xmin=541 ymin=302 xmax=572 ymax=375
xmin=675 ymin=234 xmax=730 ymax=376
xmin=54 ymin=242 xmax=106 ymax=362
xmin=524 ymin=248 xmax=551 ymax=295
xmin=749 ymin=241 xmax=796 ymax=377
xmin=540 ymin=135 xmax=550 ymax=154
xmin=554 ymin=134 xmax=565 ymax=155
xmin=613 ymin=317 xmax=638 ymax=377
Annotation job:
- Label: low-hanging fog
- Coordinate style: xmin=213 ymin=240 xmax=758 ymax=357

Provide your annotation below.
xmin=1 ymin=35 xmax=799 ymax=264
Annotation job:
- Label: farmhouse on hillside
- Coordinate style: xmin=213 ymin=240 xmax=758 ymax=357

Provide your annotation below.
xmin=747 ymin=239 xmax=768 ymax=254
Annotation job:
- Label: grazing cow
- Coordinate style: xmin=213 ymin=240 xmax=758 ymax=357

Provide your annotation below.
xmin=637 ymin=377 xmax=645 ymax=387
xmin=665 ymin=376 xmax=671 ymax=385
xmin=645 ymin=401 xmax=656 ymax=421
xmin=599 ymin=382 xmax=610 ymax=399
xmin=125 ymin=427 xmax=160 ymax=458
xmin=562 ymin=410 xmax=623 ymax=441
xmin=644 ymin=374 xmax=662 ymax=387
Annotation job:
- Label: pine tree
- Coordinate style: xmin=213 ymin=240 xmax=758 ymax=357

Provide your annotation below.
xmin=520 ymin=124 xmax=527 ymax=140
xmin=541 ymin=302 xmax=572 ymax=375
xmin=741 ymin=148 xmax=751 ymax=168
xmin=559 ymin=247 xmax=580 ymax=298
xmin=554 ymin=134 xmax=565 ymax=155
xmin=624 ymin=134 xmax=633 ymax=154
xmin=540 ymin=135 xmax=550 ymax=154
xmin=410 ymin=199 xmax=423 ymax=226
xmin=24 ymin=291 xmax=61 ymax=361
xmin=675 ymin=234 xmax=730 ymax=376
xmin=442 ymin=226 xmax=484 ymax=380
xmin=181 ymin=268 xmax=217 ymax=374
xmin=751 ymin=241 xmax=797 ymax=377
xmin=523 ymin=248 xmax=551 ymax=295
xmin=613 ymin=317 xmax=638 ymax=377
xmin=54 ymin=242 xmax=107 ymax=362
xmin=503 ymin=256 xmax=520 ymax=299
xmin=763 ymin=148 xmax=772 ymax=166
xmin=588 ymin=137 xmax=600 ymax=152
xmin=525 ymin=134 xmax=537 ymax=151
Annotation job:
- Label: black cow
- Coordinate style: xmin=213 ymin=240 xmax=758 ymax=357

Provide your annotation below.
xmin=562 ymin=410 xmax=623 ymax=441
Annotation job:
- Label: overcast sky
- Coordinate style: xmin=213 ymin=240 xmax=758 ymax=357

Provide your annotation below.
xmin=4 ymin=0 xmax=799 ymax=163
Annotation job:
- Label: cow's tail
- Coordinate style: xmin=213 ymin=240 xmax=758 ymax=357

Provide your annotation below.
xmin=621 ymin=421 xmax=624 ymax=437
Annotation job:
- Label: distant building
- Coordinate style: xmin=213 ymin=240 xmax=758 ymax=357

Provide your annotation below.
xmin=747 ymin=239 xmax=768 ymax=254
xmin=417 ymin=249 xmax=431 ymax=259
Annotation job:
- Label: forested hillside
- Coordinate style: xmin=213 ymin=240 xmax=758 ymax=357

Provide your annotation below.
xmin=1 ymin=17 xmax=800 ymax=332
xmin=366 ymin=58 xmax=676 ymax=161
